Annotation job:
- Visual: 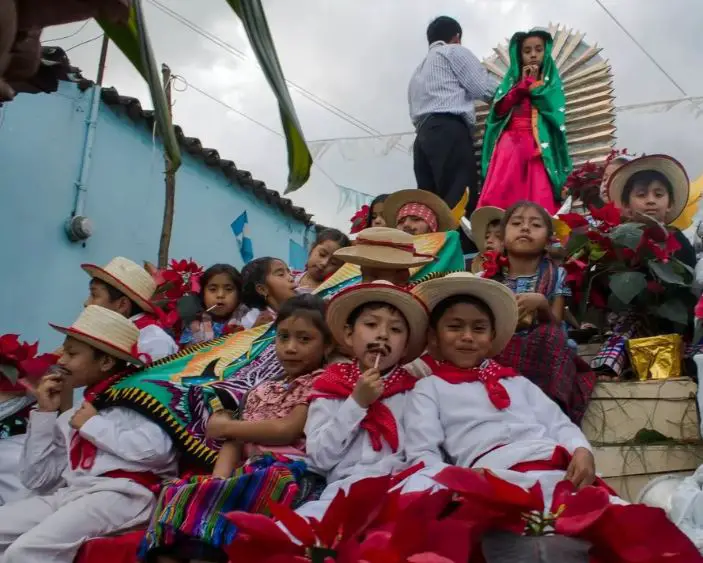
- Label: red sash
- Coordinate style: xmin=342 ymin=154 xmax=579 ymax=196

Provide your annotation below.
xmin=309 ymin=363 xmax=416 ymax=452
xmin=422 ymin=355 xmax=518 ymax=410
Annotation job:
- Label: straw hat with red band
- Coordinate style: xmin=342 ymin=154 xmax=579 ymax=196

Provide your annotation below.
xmin=383 ymin=189 xmax=459 ymax=233
xmin=412 ymin=272 xmax=518 ymax=357
xmin=607 ymin=154 xmax=690 ymax=225
xmin=334 ymin=227 xmax=435 ymax=269
xmin=470 ymin=206 xmax=505 ymax=253
xmin=326 ymin=281 xmax=429 ymax=364
xmin=82 ymin=257 xmax=157 ymax=314
xmin=50 ymin=305 xmax=144 ymax=366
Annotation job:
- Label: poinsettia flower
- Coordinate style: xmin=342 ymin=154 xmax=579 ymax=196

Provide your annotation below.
xmin=350 ymin=204 xmax=370 ymax=235
xmin=557 ymin=213 xmax=590 ymax=229
xmin=563 ymin=258 xmax=587 ymax=286
xmin=589 ymin=203 xmax=621 ymax=230
xmin=480 ymin=251 xmax=509 ymax=279
xmin=695 ymin=294 xmax=703 ymax=320
xmin=637 ymin=231 xmax=681 ymax=263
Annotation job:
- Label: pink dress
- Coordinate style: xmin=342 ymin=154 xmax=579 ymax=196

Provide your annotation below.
xmin=477 ymin=77 xmax=558 ymax=214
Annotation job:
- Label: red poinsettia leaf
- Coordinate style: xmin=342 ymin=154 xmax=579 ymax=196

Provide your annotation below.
xmin=696 ymin=295 xmax=703 ymax=320
xmin=267 ymin=500 xmax=316 ymax=547
xmin=407 ymin=553 xmax=457 ymax=563
xmin=646 ymin=280 xmax=665 ymax=294
xmin=554 ymin=486 xmax=611 ymax=536
xmin=422 ymin=518 xmax=474 ymax=563
xmin=19 ymin=353 xmax=57 ymax=380
xmin=433 ymin=466 xmax=493 ymax=499
xmin=550 ymin=479 xmax=576 ymax=514
xmin=484 ymin=470 xmax=543 ymax=510
xmin=589 ymin=203 xmax=621 ymax=228
xmin=342 ymin=474 xmax=394 ymax=540
xmin=223 ymin=511 xmax=298 ymax=547
xmin=0 ymin=334 xmax=20 ymax=356
xmin=558 ymin=213 xmax=590 ymax=229
xmin=22 ymin=340 xmax=39 ymax=360
xmin=317 ymin=488 xmax=348 ymax=547
xmin=666 ymin=232 xmax=683 ymax=255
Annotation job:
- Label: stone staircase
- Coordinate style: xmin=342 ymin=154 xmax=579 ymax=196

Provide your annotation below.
xmin=580 ymin=343 xmax=703 ymax=501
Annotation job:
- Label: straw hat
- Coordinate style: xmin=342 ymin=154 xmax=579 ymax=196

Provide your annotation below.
xmin=334 ymin=227 xmax=435 ymax=269
xmin=383 ymin=189 xmax=459 ymax=232
xmin=82 ymin=257 xmax=157 ymax=314
xmin=470 ymin=206 xmax=505 ymax=253
xmin=607 ymin=154 xmax=689 ymax=224
xmin=50 ymin=305 xmax=143 ymax=366
xmin=326 ymin=281 xmax=429 ymax=363
xmin=412 ymin=272 xmax=518 ymax=357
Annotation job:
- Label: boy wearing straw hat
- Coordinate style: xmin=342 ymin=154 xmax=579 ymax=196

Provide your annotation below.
xmin=295 ymin=281 xmax=428 ymax=522
xmin=83 ymin=256 xmax=178 ymax=361
xmin=398 ymin=273 xmax=700 ymax=560
xmin=334 ymin=227 xmax=435 ymax=286
xmin=469 ymin=206 xmax=504 ymax=274
xmin=383 ymin=188 xmax=459 ymax=236
xmin=0 ymin=306 xmax=178 ymax=563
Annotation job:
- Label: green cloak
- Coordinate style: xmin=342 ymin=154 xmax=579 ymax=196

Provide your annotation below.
xmin=480 ymin=29 xmax=572 ymax=202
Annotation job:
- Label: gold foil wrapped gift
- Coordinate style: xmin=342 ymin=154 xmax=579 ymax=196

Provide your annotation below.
xmin=626 ymin=334 xmax=683 ymax=381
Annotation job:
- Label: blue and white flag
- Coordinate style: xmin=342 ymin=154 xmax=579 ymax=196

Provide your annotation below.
xmin=231 ymin=211 xmax=254 ymax=264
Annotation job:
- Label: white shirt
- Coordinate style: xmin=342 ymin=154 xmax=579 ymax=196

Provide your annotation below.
xmin=304 ymin=394 xmax=410 ymax=488
xmin=131 ymin=314 xmax=178 ymax=361
xmin=20 ymin=406 xmax=178 ymax=491
xmin=408 ymin=41 xmax=497 ymax=129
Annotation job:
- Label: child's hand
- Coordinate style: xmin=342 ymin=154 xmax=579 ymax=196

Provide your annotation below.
xmin=34 ymin=373 xmax=65 ymax=412
xmin=69 ymin=402 xmax=97 ymax=430
xmin=207 ymin=411 xmax=235 ymax=440
xmin=352 ymin=368 xmax=384 ymax=409
xmin=515 ymin=293 xmax=547 ymax=316
xmin=253 ymin=310 xmax=275 ymax=328
xmin=565 ymin=447 xmax=596 ymax=489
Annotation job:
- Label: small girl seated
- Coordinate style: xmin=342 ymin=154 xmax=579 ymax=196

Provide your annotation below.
xmin=294 ymin=228 xmax=350 ymax=293
xmin=239 ymin=257 xmax=298 ymax=329
xmin=179 ymin=263 xmax=247 ymax=347
xmin=480 ymin=201 xmax=596 ymax=423
xmin=469 ymin=206 xmax=504 ymax=274
xmin=141 ymin=294 xmax=331 ymax=563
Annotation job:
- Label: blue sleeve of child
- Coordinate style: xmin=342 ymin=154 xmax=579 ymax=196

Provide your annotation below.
xmin=554 ymin=267 xmax=572 ymax=298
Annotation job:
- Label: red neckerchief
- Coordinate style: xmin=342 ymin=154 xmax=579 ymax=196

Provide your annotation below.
xmin=309 ymin=362 xmax=416 ymax=452
xmin=422 ymin=354 xmax=518 ymax=410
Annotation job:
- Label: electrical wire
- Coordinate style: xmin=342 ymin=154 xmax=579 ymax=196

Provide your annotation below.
xmin=65 ymin=34 xmax=103 ymax=52
xmin=42 ymin=21 xmax=90 ymax=43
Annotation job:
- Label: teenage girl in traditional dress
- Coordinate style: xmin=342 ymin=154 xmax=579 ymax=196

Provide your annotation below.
xmin=143 ymin=295 xmax=330 ymax=563
xmin=478 ymin=29 xmax=572 ymax=215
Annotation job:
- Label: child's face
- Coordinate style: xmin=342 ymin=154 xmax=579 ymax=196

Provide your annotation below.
xmin=484 ymin=223 xmax=503 ymax=253
xmin=307 ymin=240 xmax=344 ymax=283
xmin=504 ymin=206 xmax=550 ymax=256
xmin=275 ymin=315 xmax=327 ymax=379
xmin=623 ymin=181 xmax=672 ymax=224
xmin=429 ymin=302 xmax=494 ymax=369
xmin=397 ymin=215 xmax=432 ymax=235
xmin=370 ymin=203 xmax=387 ymax=228
xmin=360 ymin=266 xmax=411 ymax=286
xmin=57 ymin=337 xmax=117 ymax=389
xmin=521 ymin=36 xmax=545 ymax=68
xmin=203 ymin=273 xmax=239 ymax=319
xmin=600 ymin=161 xmax=625 ymax=202
xmin=344 ymin=305 xmax=409 ymax=372
xmin=259 ymin=260 xmax=297 ymax=311
xmin=84 ymin=280 xmax=130 ymax=317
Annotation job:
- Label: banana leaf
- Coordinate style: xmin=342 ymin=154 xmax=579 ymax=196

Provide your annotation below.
xmin=98 ymin=0 xmax=181 ymax=172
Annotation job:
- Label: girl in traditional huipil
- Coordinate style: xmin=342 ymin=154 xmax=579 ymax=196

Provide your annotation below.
xmin=142 ymin=295 xmax=330 ymax=563
xmin=480 ymin=201 xmax=596 ymax=423
xmin=293 ymin=229 xmax=350 ymax=294
xmin=478 ymin=29 xmax=572 ymax=214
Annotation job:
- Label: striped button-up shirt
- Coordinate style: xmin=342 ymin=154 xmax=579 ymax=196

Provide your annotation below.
xmin=408 ymin=41 xmax=497 ymax=130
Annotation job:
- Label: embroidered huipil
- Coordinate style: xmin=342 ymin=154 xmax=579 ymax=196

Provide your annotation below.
xmin=20 ymin=406 xmax=178 ymax=492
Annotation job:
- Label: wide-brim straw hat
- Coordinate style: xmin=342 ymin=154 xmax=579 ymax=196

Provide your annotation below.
xmin=412 ymin=272 xmax=518 ymax=357
xmin=334 ymin=227 xmax=435 ymax=269
xmin=50 ymin=305 xmax=143 ymax=366
xmin=82 ymin=256 xmax=157 ymax=314
xmin=326 ymin=281 xmax=429 ymax=364
xmin=383 ymin=189 xmax=459 ymax=232
xmin=607 ymin=154 xmax=689 ymax=224
xmin=470 ymin=206 xmax=505 ymax=253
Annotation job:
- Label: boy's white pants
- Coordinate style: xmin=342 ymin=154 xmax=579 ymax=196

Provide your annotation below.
xmin=0 ymin=477 xmax=155 ymax=563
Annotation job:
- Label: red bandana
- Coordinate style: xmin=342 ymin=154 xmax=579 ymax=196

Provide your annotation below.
xmin=309 ymin=362 xmax=416 ymax=452
xmin=422 ymin=354 xmax=518 ymax=410
xmin=397 ymin=203 xmax=438 ymax=232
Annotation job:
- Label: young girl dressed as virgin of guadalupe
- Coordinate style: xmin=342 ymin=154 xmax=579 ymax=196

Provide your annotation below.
xmin=478 ymin=29 xmax=572 ymax=215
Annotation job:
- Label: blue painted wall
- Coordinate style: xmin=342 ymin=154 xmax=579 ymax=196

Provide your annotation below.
xmin=0 ymin=81 xmax=312 ymax=350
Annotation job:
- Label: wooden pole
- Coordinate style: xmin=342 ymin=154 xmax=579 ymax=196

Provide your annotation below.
xmin=95 ymin=34 xmax=109 ymax=85
xmin=157 ymin=63 xmax=176 ymax=269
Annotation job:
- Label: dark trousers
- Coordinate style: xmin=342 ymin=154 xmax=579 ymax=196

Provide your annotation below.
xmin=413 ymin=113 xmax=479 ymax=253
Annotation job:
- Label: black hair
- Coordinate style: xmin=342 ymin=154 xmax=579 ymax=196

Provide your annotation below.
xmin=91 ymin=278 xmax=140 ymax=317
xmin=621 ymin=170 xmax=675 ymax=206
xmin=429 ymin=294 xmax=496 ymax=332
xmin=366 ymin=194 xmax=389 ymax=228
xmin=91 ymin=348 xmax=129 ymax=374
xmin=275 ymin=294 xmax=331 ymax=344
xmin=312 ymin=228 xmax=350 ymax=251
xmin=199 ymin=264 xmax=243 ymax=304
xmin=241 ymin=257 xmax=278 ymax=310
xmin=346 ymin=301 xmax=407 ymax=330
xmin=486 ymin=218 xmax=502 ymax=230
xmin=427 ymin=16 xmax=462 ymax=44
xmin=501 ymin=200 xmax=554 ymax=238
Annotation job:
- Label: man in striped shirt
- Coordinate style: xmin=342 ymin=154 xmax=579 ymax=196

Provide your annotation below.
xmin=408 ymin=16 xmax=497 ymax=250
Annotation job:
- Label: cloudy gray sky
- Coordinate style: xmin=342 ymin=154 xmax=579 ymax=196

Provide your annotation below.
xmin=42 ymin=0 xmax=703 ymax=230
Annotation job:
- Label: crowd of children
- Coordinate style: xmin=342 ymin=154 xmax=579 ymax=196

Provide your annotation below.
xmin=0 ymin=23 xmax=702 ymax=563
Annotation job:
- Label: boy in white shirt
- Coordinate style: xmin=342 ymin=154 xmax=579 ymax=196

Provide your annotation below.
xmin=82 ymin=256 xmax=178 ymax=361
xmin=296 ymin=281 xmax=428 ymax=521
xmin=0 ymin=305 xmax=178 ymax=563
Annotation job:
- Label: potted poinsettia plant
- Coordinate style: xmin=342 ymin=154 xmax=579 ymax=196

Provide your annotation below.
xmin=559 ymin=203 xmax=696 ymax=332
xmin=146 ymin=258 xmax=204 ymax=335
xmin=0 ymin=334 xmax=57 ymax=393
